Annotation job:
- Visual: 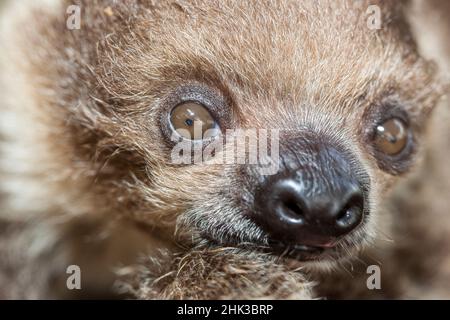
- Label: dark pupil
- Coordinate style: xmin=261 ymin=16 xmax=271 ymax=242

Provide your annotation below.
xmin=185 ymin=118 xmax=194 ymax=127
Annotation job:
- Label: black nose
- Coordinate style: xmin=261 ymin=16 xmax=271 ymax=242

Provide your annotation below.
xmin=255 ymin=174 xmax=364 ymax=248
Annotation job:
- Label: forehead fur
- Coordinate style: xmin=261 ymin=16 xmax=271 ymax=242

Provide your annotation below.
xmin=15 ymin=0 xmax=439 ymax=133
xmin=39 ymin=1 xmax=433 ymax=109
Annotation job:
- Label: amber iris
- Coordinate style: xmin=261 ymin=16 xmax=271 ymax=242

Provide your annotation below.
xmin=170 ymin=102 xmax=219 ymax=140
xmin=374 ymin=118 xmax=409 ymax=155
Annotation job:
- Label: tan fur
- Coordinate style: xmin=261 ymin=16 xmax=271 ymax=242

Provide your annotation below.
xmin=0 ymin=0 xmax=449 ymax=299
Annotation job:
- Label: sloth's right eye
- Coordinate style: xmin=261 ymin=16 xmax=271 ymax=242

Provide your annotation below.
xmin=170 ymin=102 xmax=220 ymax=140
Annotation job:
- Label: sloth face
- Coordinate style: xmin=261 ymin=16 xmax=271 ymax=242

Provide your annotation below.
xmin=114 ymin=1 xmax=438 ymax=263
xmin=22 ymin=1 xmax=442 ymax=264
xmin=160 ymin=84 xmax=417 ymax=262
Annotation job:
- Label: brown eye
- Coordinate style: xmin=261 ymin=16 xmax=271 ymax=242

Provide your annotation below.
xmin=170 ymin=102 xmax=219 ymax=140
xmin=374 ymin=118 xmax=409 ymax=155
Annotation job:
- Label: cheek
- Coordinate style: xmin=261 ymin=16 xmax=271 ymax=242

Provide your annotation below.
xmin=148 ymin=164 xmax=229 ymax=205
xmin=365 ymin=171 xmax=402 ymax=241
xmin=375 ymin=172 xmax=398 ymax=193
xmin=364 ymin=163 xmax=397 ymax=202
xmin=130 ymin=166 xmax=208 ymax=227
xmin=364 ymin=167 xmax=398 ymax=231
xmin=357 ymin=139 xmax=401 ymax=197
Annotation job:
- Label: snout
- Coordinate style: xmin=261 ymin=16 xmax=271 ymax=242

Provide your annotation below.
xmin=256 ymin=172 xmax=364 ymax=247
xmin=252 ymin=135 xmax=368 ymax=250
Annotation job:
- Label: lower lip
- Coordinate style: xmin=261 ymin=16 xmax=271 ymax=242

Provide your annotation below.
xmin=204 ymin=235 xmax=337 ymax=261
xmin=268 ymin=243 xmax=328 ymax=260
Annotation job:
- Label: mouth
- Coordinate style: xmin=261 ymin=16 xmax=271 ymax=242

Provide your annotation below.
xmin=202 ymin=233 xmax=347 ymax=262
xmin=196 ymin=215 xmax=369 ymax=262
xmin=261 ymin=239 xmax=353 ymax=262
xmin=266 ymin=241 xmax=330 ymax=261
xmin=192 ymin=206 xmax=369 ymax=263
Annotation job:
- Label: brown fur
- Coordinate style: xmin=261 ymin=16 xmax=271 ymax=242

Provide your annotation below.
xmin=0 ymin=0 xmax=449 ymax=299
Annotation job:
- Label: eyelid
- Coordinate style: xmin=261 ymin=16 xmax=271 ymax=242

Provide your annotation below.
xmin=364 ymin=103 xmax=409 ymax=139
xmin=363 ymin=102 xmax=416 ymax=175
xmin=159 ymin=83 xmax=233 ymax=147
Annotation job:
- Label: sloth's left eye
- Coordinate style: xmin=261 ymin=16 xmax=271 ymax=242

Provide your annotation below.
xmin=170 ymin=102 xmax=220 ymax=140
xmin=374 ymin=118 xmax=409 ymax=155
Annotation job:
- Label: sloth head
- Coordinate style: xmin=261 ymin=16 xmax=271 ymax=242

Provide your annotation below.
xmin=17 ymin=0 xmax=444 ymax=265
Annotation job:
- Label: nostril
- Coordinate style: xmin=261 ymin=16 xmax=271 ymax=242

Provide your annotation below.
xmin=271 ymin=179 xmax=307 ymax=224
xmin=336 ymin=194 xmax=364 ymax=229
xmin=281 ymin=199 xmax=304 ymax=221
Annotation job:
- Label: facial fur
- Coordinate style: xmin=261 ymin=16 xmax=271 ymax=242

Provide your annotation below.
xmin=0 ymin=0 xmax=447 ymax=298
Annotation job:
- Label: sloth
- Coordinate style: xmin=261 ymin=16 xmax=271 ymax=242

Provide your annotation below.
xmin=0 ymin=0 xmax=449 ymax=299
